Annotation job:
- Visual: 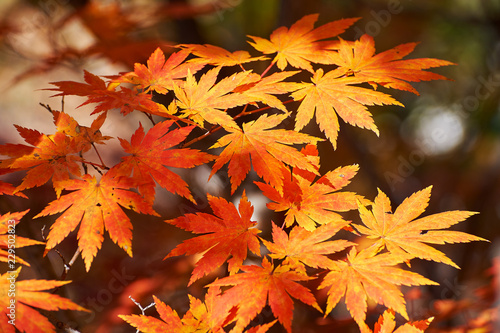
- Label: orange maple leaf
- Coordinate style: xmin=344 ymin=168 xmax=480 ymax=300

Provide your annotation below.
xmin=0 ymin=210 xmax=43 ymax=267
xmin=331 ymin=34 xmax=455 ymax=95
xmin=372 ymin=309 xmax=433 ymax=333
xmin=173 ymin=67 xmax=254 ymax=130
xmin=256 ymin=163 xmax=364 ymax=231
xmin=262 ymin=221 xmax=354 ymax=273
xmin=319 ymin=246 xmax=437 ymax=331
xmin=0 ymin=267 xmax=89 ymax=333
xmin=178 ymin=43 xmax=267 ymax=67
xmin=291 ymin=67 xmax=403 ymax=148
xmin=210 ymin=113 xmax=322 ymax=194
xmin=165 ymin=191 xmax=261 ymax=285
xmin=354 ymin=186 xmax=486 ymax=268
xmin=0 ymin=126 xmax=83 ymax=197
xmin=115 ymin=48 xmax=204 ymax=94
xmin=233 ymin=71 xmax=303 ymax=112
xmin=209 ymin=257 xmax=322 ymax=333
xmin=52 ymin=111 xmax=111 ymax=152
xmin=112 ymin=121 xmax=214 ymax=204
xmin=120 ymin=286 xmax=234 ymax=333
xmin=34 ymin=172 xmax=159 ymax=271
xmin=248 ymin=14 xmax=359 ymax=72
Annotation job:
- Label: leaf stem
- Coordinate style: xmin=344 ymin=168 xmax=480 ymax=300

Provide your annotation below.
xmin=182 ymin=127 xmax=221 ymax=148
xmin=261 ymin=60 xmax=277 ymax=78
xmin=91 ymin=143 xmax=105 ymax=167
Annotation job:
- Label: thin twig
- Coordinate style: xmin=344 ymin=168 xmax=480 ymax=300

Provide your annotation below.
xmin=91 ymin=143 xmax=106 ymax=167
xmin=145 ymin=113 xmax=156 ymax=126
xmin=50 ymin=247 xmax=81 ymax=294
xmin=129 ymin=296 xmax=156 ymax=315
xmin=129 ymin=296 xmax=156 ymax=333
xmin=40 ymin=102 xmax=55 ymax=113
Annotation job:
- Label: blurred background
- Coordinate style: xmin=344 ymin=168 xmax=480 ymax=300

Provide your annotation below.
xmin=1 ymin=0 xmax=500 ymax=332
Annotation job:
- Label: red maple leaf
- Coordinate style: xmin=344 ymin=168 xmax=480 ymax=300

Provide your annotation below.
xmin=112 ymin=120 xmax=214 ymax=204
xmin=115 ymin=48 xmax=204 ymax=94
xmin=165 ymin=191 xmax=261 ymax=285
xmin=209 ymin=257 xmax=322 ymax=333
xmin=48 ymin=70 xmax=164 ymax=116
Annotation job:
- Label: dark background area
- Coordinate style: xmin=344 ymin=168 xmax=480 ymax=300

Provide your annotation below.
xmin=1 ymin=0 xmax=500 ymax=332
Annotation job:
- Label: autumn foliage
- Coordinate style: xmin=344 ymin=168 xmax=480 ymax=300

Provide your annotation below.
xmin=0 ymin=12 xmax=490 ymax=333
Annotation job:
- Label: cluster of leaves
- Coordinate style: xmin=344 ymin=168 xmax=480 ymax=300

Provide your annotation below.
xmin=0 ymin=14 xmax=487 ymax=333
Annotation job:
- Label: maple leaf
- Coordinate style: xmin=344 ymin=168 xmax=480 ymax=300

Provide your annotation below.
xmin=291 ymin=67 xmax=403 ymax=148
xmin=0 ymin=267 xmax=89 ymax=333
xmin=210 ymin=113 xmax=322 ymax=194
xmin=34 ymin=172 xmax=159 ymax=271
xmin=172 ymin=67 xmax=254 ymax=130
xmin=52 ymin=111 xmax=111 ymax=152
xmin=372 ymin=309 xmax=433 ymax=333
xmin=115 ymin=48 xmax=204 ymax=94
xmin=113 ymin=121 xmax=214 ymax=204
xmin=0 ymin=210 xmax=43 ymax=266
xmin=318 ymin=246 xmax=437 ymax=331
xmin=330 ymin=34 xmax=455 ymax=95
xmin=0 ymin=126 xmax=83 ymax=197
xmin=179 ymin=43 xmax=267 ymax=67
xmin=233 ymin=71 xmax=303 ymax=112
xmin=209 ymin=257 xmax=322 ymax=333
xmin=165 ymin=191 xmax=261 ymax=285
xmin=256 ymin=163 xmax=365 ymax=231
xmin=248 ymin=14 xmax=359 ymax=72
xmin=353 ymin=186 xmax=486 ymax=268
xmin=119 ymin=286 xmax=234 ymax=333
xmin=48 ymin=70 xmax=164 ymax=116
xmin=262 ymin=221 xmax=354 ymax=273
